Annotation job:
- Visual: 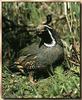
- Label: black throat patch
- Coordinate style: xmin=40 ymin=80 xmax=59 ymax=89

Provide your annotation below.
xmin=39 ymin=26 xmax=56 ymax=48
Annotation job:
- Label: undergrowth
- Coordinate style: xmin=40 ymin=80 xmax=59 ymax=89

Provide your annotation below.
xmin=2 ymin=2 xmax=80 ymax=99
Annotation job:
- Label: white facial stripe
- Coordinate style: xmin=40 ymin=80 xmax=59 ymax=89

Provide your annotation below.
xmin=44 ymin=28 xmax=56 ymax=47
xmin=47 ymin=29 xmax=55 ymax=41
xmin=44 ymin=41 xmax=56 ymax=47
xmin=44 ymin=25 xmax=52 ymax=29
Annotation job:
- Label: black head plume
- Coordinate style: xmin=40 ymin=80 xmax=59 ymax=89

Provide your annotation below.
xmin=45 ymin=14 xmax=52 ymax=25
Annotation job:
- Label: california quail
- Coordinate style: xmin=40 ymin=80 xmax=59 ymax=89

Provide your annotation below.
xmin=11 ymin=15 xmax=64 ymax=83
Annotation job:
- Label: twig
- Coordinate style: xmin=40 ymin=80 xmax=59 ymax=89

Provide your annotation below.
xmin=69 ymin=60 xmax=80 ymax=66
xmin=64 ymin=2 xmax=72 ymax=33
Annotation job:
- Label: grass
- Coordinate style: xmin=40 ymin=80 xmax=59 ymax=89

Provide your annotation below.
xmin=2 ymin=63 xmax=80 ymax=98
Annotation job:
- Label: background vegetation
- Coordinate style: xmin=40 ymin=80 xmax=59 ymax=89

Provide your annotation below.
xmin=2 ymin=2 xmax=80 ymax=98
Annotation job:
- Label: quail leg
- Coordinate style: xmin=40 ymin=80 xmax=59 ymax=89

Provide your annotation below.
xmin=50 ymin=66 xmax=54 ymax=75
xmin=29 ymin=71 xmax=37 ymax=84
xmin=47 ymin=66 xmax=54 ymax=76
